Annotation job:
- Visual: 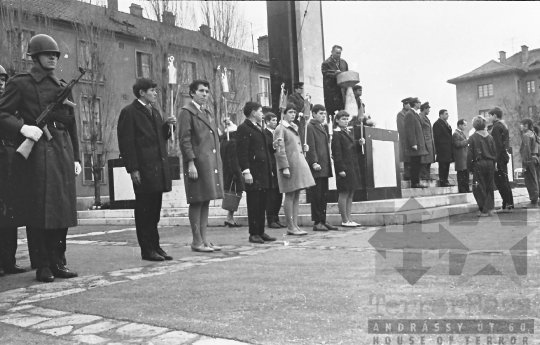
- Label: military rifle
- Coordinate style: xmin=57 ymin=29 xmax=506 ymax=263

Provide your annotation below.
xmin=17 ymin=67 xmax=86 ymax=159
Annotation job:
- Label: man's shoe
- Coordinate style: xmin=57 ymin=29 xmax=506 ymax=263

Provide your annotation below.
xmin=276 ymin=221 xmax=287 ymax=228
xmin=313 ymin=223 xmax=328 ymax=231
xmin=142 ymin=252 xmax=165 ymax=261
xmin=412 ymin=183 xmax=428 ymax=188
xmin=36 ymin=267 xmax=54 ymax=283
xmin=156 ymin=249 xmax=173 ymax=260
xmin=268 ymin=222 xmax=281 ymax=229
xmin=249 ymin=235 xmax=264 ymax=244
xmin=403 ymin=176 xmax=411 ymax=181
xmin=260 ymin=233 xmax=276 ymax=242
xmin=51 ymin=264 xmax=78 ymax=279
xmin=440 ymin=182 xmax=455 ymax=187
xmin=3 ymin=265 xmax=29 ymax=274
xmin=522 ymin=202 xmax=538 ymax=209
xmin=323 ymin=221 xmax=339 ymax=230
xmin=0 ymin=267 xmax=4 ymax=277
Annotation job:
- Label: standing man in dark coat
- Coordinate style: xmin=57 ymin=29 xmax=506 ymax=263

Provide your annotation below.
xmin=488 ymin=107 xmax=514 ymax=212
xmin=0 ymin=34 xmax=80 ymax=282
xmin=418 ymin=102 xmax=435 ymax=180
xmin=433 ymin=109 xmax=454 ymax=187
xmin=264 ymin=112 xmax=286 ymax=229
xmin=237 ymin=102 xmax=276 ymax=244
xmin=306 ymin=104 xmax=338 ymax=231
xmin=117 ymin=77 xmax=176 ymax=261
xmin=404 ymin=98 xmax=428 ymax=188
xmin=452 ymin=119 xmax=470 ymax=193
xmin=321 ymin=45 xmax=348 ymax=116
xmin=0 ymin=65 xmax=28 ymax=277
xmin=396 ymin=98 xmax=412 ymax=180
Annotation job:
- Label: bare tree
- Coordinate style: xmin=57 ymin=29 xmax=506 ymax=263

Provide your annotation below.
xmin=72 ymin=3 xmax=119 ymax=207
xmin=199 ymin=1 xmax=249 ymax=50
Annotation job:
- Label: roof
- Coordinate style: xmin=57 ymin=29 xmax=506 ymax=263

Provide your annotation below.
xmin=447 ymin=47 xmax=540 ymax=84
xmin=1 ymin=0 xmax=268 ymax=66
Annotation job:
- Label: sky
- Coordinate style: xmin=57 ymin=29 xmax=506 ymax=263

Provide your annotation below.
xmin=117 ymin=1 xmax=540 ymax=130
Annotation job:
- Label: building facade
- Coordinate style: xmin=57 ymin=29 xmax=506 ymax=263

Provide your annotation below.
xmin=0 ymin=0 xmax=270 ymax=199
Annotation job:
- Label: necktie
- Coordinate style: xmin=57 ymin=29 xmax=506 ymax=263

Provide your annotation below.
xmin=146 ymin=104 xmax=153 ymax=115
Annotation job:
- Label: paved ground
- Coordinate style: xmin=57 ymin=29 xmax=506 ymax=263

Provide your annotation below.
xmin=0 ymin=204 xmax=539 ymax=345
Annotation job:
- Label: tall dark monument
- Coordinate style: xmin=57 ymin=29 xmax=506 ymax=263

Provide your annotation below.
xmin=267 ymin=1 xmax=325 ymax=115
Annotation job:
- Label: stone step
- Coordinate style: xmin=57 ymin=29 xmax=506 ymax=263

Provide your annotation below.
xmin=401 ymin=186 xmax=458 ymax=198
xmin=78 ymin=188 xmax=529 ymax=227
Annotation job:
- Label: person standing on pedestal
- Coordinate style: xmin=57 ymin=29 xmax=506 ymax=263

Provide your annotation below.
xmin=306 ymin=104 xmax=338 ymax=231
xmin=178 ymin=80 xmax=224 ymax=252
xmin=404 ymin=98 xmax=428 ymax=188
xmin=118 ymin=78 xmax=177 ymax=261
xmin=264 ymin=113 xmax=286 ymax=229
xmin=418 ymin=102 xmax=435 ymax=180
xmin=396 ymin=98 xmax=412 ymax=180
xmin=452 ymin=119 xmax=470 ymax=193
xmin=489 ymin=107 xmax=514 ymax=212
xmin=321 ymin=45 xmax=348 ymax=116
xmin=237 ymin=102 xmax=277 ymax=244
xmin=433 ymin=109 xmax=455 ymax=187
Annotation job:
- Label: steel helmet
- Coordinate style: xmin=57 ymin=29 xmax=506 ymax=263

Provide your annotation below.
xmin=0 ymin=65 xmax=8 ymax=81
xmin=26 ymin=34 xmax=60 ymax=58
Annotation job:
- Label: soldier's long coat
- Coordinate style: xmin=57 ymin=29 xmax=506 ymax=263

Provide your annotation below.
xmin=0 ymin=67 xmax=79 ymax=229
xmin=419 ymin=112 xmax=436 ymax=164
xmin=396 ymin=108 xmax=411 ymax=163
xmin=178 ymin=102 xmax=223 ymax=203
xmin=403 ymin=109 xmax=428 ymax=157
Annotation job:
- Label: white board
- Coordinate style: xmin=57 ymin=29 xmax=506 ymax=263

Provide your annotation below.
xmin=372 ymin=140 xmax=397 ymax=188
xmin=113 ymin=167 xmax=135 ymax=201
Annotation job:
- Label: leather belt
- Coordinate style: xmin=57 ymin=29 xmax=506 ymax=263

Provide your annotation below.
xmin=49 ymin=121 xmax=67 ymax=130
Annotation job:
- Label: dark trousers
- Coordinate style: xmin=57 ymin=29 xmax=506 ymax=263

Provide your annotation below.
xmin=438 ymin=162 xmax=451 ymax=183
xmin=266 ymin=187 xmax=282 ymax=224
xmin=410 ymin=156 xmax=422 ymax=185
xmin=420 ymin=163 xmax=431 ymax=179
xmin=523 ymin=162 xmax=539 ymax=202
xmin=472 ymin=160 xmax=495 ymax=213
xmin=134 ymin=192 xmax=163 ymax=256
xmin=26 ymin=227 xmax=68 ymax=269
xmin=403 ymin=162 xmax=411 ymax=179
xmin=456 ymin=170 xmax=469 ymax=193
xmin=246 ymin=189 xmax=268 ymax=236
xmin=494 ymin=162 xmax=514 ymax=208
xmin=310 ymin=177 xmax=329 ymax=224
xmin=0 ymin=227 xmax=17 ymax=268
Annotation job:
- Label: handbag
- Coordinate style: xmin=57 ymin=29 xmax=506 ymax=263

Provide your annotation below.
xmin=222 ymin=181 xmax=242 ymax=212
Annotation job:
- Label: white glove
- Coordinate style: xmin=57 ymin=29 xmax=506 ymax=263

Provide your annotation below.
xmin=20 ymin=125 xmax=43 ymax=141
xmin=75 ymin=161 xmax=81 ymax=176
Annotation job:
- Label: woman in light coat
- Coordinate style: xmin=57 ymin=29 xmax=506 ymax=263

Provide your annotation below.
xmin=274 ymin=103 xmax=315 ymax=235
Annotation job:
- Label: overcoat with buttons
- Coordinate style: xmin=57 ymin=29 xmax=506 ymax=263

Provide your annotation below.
xmin=178 ymin=102 xmax=223 ymax=203
xmin=306 ymin=119 xmax=333 ymax=179
xmin=117 ymin=99 xmax=172 ymax=194
xmin=419 ymin=112 xmax=436 ymax=164
xmin=433 ymin=118 xmax=454 ymax=163
xmin=404 ymin=108 xmax=429 ymax=157
xmin=0 ymin=66 xmax=79 ymax=229
xmin=236 ymin=119 xmax=272 ymax=191
xmin=331 ymin=127 xmax=362 ymax=192
xmin=274 ymin=121 xmax=315 ymax=193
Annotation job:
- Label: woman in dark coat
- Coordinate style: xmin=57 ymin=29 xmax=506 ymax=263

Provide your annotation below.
xmin=178 ymin=80 xmax=223 ymax=253
xmin=331 ymin=110 xmax=363 ymax=227
xmin=220 ymin=122 xmax=244 ymax=227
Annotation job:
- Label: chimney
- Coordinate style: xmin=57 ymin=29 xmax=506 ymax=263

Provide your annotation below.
xmin=129 ymin=3 xmax=143 ymax=17
xmin=199 ymin=24 xmax=211 ymax=37
xmin=521 ymin=45 xmax=529 ymax=64
xmin=162 ymin=11 xmax=175 ymax=26
xmin=499 ymin=51 xmax=506 ymax=64
xmin=107 ymin=0 xmax=118 ymax=14
xmin=257 ymin=35 xmax=269 ymax=61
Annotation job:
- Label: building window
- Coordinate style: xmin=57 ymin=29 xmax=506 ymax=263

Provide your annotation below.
xmin=226 ymin=69 xmax=236 ymax=93
xmin=258 ymin=76 xmax=271 ymax=107
xmin=80 ymin=96 xmax=102 ymax=142
xmin=478 ymin=84 xmax=493 ymax=98
xmin=83 ymin=153 xmax=104 ymax=183
xmin=7 ymin=29 xmax=34 ymax=71
xmin=479 ymin=109 xmax=490 ymax=117
xmin=527 ymin=80 xmax=536 ymax=94
xmin=179 ymin=61 xmax=196 ymax=94
xmin=528 ymin=106 xmax=537 ymax=117
xmin=136 ymin=52 xmax=152 ymax=78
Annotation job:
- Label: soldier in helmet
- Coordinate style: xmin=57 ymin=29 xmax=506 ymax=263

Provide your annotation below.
xmin=0 ymin=65 xmax=29 ymax=277
xmin=0 ymin=34 xmax=81 ymax=282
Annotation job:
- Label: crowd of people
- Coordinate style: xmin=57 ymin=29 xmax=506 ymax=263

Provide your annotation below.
xmin=0 ymin=36 xmax=532 ymax=283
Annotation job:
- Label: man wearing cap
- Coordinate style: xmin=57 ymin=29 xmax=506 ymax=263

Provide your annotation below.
xmin=433 ymin=109 xmax=455 ymax=187
xmin=396 ymin=98 xmax=412 ymax=180
xmin=321 ymin=45 xmax=348 ymax=116
xmin=403 ymin=98 xmax=428 ymax=188
xmin=419 ymin=102 xmax=435 ymax=180
xmin=0 ymin=34 xmax=81 ymax=283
